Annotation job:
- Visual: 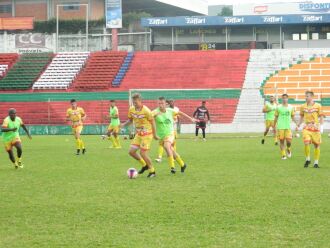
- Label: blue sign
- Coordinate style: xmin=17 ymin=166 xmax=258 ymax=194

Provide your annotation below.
xmin=141 ymin=14 xmax=330 ymax=27
xmin=106 ymin=0 xmax=122 ymax=28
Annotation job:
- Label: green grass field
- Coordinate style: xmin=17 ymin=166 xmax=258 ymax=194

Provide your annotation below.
xmin=0 ymin=134 xmax=330 ymax=247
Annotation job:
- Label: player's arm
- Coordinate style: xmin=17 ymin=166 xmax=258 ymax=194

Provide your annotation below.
xmin=21 ymin=124 xmax=32 ymax=139
xmin=150 ymin=118 xmax=159 ymax=140
xmin=1 ymin=120 xmax=16 ymax=132
xmin=178 ymin=111 xmax=196 ymax=123
xmin=262 ymin=105 xmax=269 ymax=113
xmin=296 ymin=106 xmax=304 ymax=130
xmin=206 ymin=109 xmax=210 ymax=121
xmin=120 ymin=118 xmax=132 ymax=128
xmin=274 ymin=110 xmax=279 ymax=126
xmin=291 ymin=109 xmax=298 ymax=126
xmin=80 ymin=109 xmax=87 ymax=121
xmin=193 ymin=108 xmax=198 ymax=118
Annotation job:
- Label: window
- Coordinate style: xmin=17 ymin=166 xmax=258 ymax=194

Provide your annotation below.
xmin=301 ymin=33 xmax=308 ymax=40
xmin=0 ymin=4 xmax=12 ymax=14
xmin=327 ymin=33 xmax=330 ymax=40
xmin=63 ymin=4 xmax=79 ymax=11
xmin=292 ymin=33 xmax=300 ymax=40
xmin=311 ymin=33 xmax=319 ymax=40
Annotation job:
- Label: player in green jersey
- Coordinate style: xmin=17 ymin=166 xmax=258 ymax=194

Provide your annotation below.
xmin=262 ymin=95 xmax=278 ymax=145
xmin=274 ymin=94 xmax=298 ymax=160
xmin=152 ymin=97 xmax=195 ymax=174
xmin=102 ymin=100 xmax=121 ymax=148
xmin=1 ymin=108 xmax=32 ymax=169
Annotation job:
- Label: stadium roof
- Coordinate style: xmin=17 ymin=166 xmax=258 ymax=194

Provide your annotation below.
xmin=123 ymin=0 xmax=208 ymax=16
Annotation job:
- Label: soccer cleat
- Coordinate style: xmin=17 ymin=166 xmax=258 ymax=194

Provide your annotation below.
xmin=76 ymin=149 xmax=80 ymax=155
xmin=17 ymin=158 xmax=23 ymax=168
xmin=101 ymin=135 xmax=107 ymax=140
xmin=304 ymin=160 xmax=311 ymax=168
xmin=170 ymin=168 xmax=176 ymax=174
xmin=82 ymin=148 xmax=86 ymax=154
xmin=203 ymin=138 xmax=206 ymax=142
xmin=261 ymin=139 xmax=265 ymax=144
xmin=138 ymin=166 xmax=149 ymax=174
xmin=181 ymin=164 xmax=187 ymax=173
xmin=281 ymin=156 xmax=287 ymax=160
xmin=155 ymin=158 xmax=162 ymax=163
xmin=147 ymin=172 xmax=156 ymax=178
xmin=314 ymin=164 xmax=320 ymax=168
xmin=13 ymin=161 xmax=19 ymax=169
xmin=115 ymin=146 xmax=122 ymax=149
xmin=287 ymin=150 xmax=292 ymax=158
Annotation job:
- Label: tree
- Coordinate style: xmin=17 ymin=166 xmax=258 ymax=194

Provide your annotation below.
xmin=217 ymin=6 xmax=233 ymax=16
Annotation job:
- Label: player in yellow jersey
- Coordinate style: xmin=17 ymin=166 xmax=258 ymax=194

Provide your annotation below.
xmin=66 ymin=99 xmax=87 ymax=155
xmin=121 ymin=93 xmax=158 ymax=178
xmin=262 ymin=95 xmax=278 ymax=145
xmin=297 ymin=91 xmax=324 ymax=168
xmin=155 ymin=99 xmax=180 ymax=163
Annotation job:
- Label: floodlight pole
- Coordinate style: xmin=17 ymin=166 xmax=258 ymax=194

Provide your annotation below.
xmin=112 ymin=28 xmax=118 ymax=51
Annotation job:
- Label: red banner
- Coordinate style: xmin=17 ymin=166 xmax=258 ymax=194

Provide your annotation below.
xmin=0 ymin=17 xmax=33 ymax=30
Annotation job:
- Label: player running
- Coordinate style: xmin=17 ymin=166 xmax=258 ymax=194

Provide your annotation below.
xmin=274 ymin=94 xmax=298 ymax=160
xmin=66 ymin=99 xmax=86 ymax=155
xmin=121 ymin=93 xmax=158 ymax=178
xmin=193 ymin=101 xmax=210 ymax=141
xmin=262 ymin=95 xmax=278 ymax=145
xmin=155 ymin=99 xmax=180 ymax=163
xmin=297 ymin=91 xmax=324 ymax=168
xmin=102 ymin=100 xmax=121 ymax=149
xmin=153 ymin=97 xmax=195 ymax=174
xmin=1 ymin=108 xmax=32 ymax=169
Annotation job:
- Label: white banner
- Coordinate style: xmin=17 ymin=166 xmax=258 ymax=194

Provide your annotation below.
xmin=234 ymin=2 xmax=330 ymax=16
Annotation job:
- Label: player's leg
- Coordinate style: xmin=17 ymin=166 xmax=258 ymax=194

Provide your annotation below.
xmin=285 ymin=130 xmax=292 ymax=158
xmin=75 ymin=126 xmax=85 ymax=154
xmin=163 ymin=140 xmax=176 ymax=174
xmin=262 ymin=121 xmax=270 ymax=144
xmin=14 ymin=142 xmax=23 ymax=168
xmin=195 ymin=123 xmax=199 ymax=140
xmin=139 ymin=135 xmax=155 ymax=177
xmin=202 ymin=127 xmax=206 ymax=141
xmin=302 ymin=129 xmax=312 ymax=168
xmin=73 ymin=127 xmax=81 ymax=155
xmin=129 ymin=135 xmax=148 ymax=174
xmin=272 ymin=122 xmax=278 ymax=145
xmin=312 ymin=132 xmax=321 ymax=168
xmin=113 ymin=126 xmax=121 ymax=148
xmin=172 ymin=148 xmax=187 ymax=173
xmin=155 ymin=142 xmax=164 ymax=163
xmin=107 ymin=127 xmax=116 ymax=148
xmin=278 ymin=130 xmax=286 ymax=159
xmin=6 ymin=144 xmax=18 ymax=168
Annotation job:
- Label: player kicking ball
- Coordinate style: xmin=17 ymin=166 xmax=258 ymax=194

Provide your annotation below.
xmin=66 ymin=99 xmax=86 ymax=155
xmin=297 ymin=91 xmax=324 ymax=168
xmin=121 ymin=93 xmax=158 ymax=178
xmin=1 ymin=108 xmax=32 ymax=169
xmin=152 ymin=97 xmax=195 ymax=174
xmin=274 ymin=94 xmax=298 ymax=160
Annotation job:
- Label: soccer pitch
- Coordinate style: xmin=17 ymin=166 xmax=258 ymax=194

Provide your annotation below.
xmin=0 ymin=135 xmax=329 ymax=247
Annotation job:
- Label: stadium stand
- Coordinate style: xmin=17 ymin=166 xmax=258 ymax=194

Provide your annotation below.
xmin=0 ymin=53 xmax=53 ymax=90
xmin=234 ymin=49 xmax=330 ymax=124
xmin=112 ymin=52 xmax=134 ymax=87
xmin=72 ymin=51 xmax=127 ymax=90
xmin=120 ymin=50 xmax=250 ymax=89
xmin=0 ymin=53 xmax=18 ymax=79
xmin=32 ymin=52 xmax=89 ymax=90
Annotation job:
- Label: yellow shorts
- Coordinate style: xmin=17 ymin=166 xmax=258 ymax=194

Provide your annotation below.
xmin=277 ymin=129 xmax=292 ymax=141
xmin=265 ymin=120 xmax=275 ymax=129
xmin=303 ymin=129 xmax=321 ymax=145
xmin=159 ymin=134 xmax=175 ymax=146
xmin=4 ymin=137 xmax=21 ymax=151
xmin=108 ymin=124 xmax=120 ymax=133
xmin=72 ymin=125 xmax=83 ymax=134
xmin=131 ymin=134 xmax=153 ymax=151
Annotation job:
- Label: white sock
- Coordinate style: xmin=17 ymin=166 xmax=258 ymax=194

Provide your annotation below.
xmin=314 ymin=160 xmax=319 ymax=165
xmin=306 ymin=157 xmax=311 ymax=161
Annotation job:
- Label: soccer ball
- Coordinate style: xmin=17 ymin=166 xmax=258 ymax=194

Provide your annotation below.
xmin=295 ymin=133 xmax=300 ymax=138
xmin=127 ymin=168 xmax=138 ymax=179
